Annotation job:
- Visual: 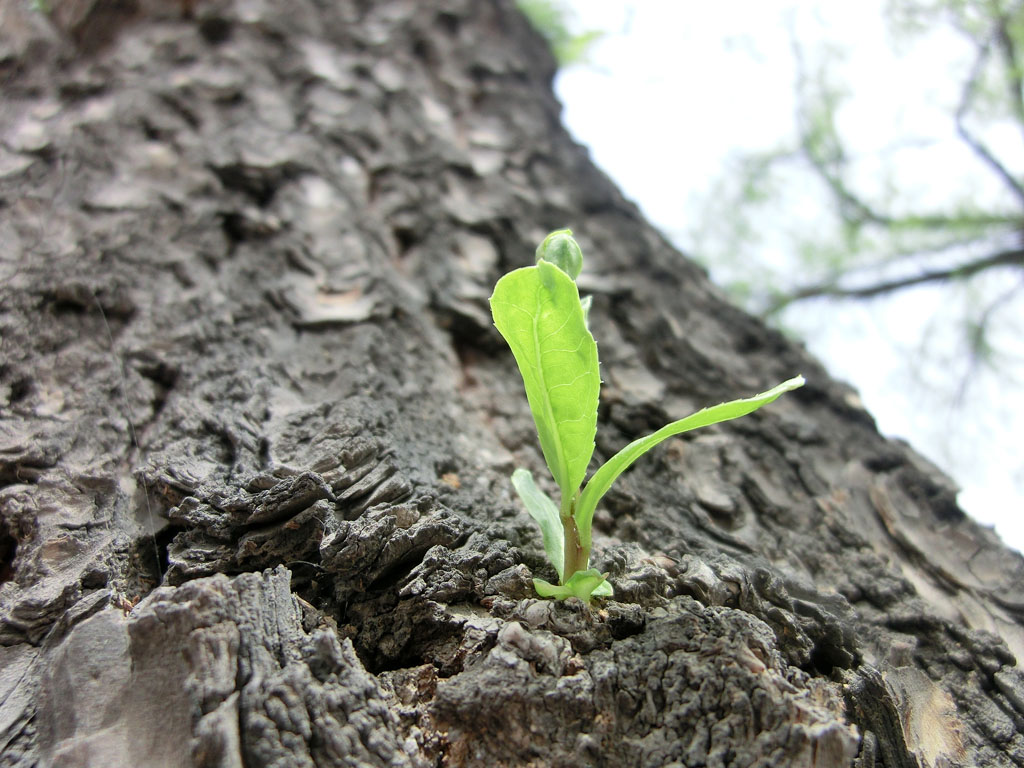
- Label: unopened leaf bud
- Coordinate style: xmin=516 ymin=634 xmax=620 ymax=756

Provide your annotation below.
xmin=536 ymin=229 xmax=583 ymax=280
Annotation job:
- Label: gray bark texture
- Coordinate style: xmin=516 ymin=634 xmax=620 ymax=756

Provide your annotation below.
xmin=1 ymin=1 xmax=1022 ymax=766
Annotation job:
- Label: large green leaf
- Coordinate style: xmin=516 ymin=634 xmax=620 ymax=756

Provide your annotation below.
xmin=490 ymin=261 xmax=600 ymax=500
xmin=575 ymin=376 xmax=805 ymax=550
xmin=511 ymin=468 xmax=564 ymax=581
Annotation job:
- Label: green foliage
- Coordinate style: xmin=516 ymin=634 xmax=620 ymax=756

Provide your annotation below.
xmin=491 ymin=231 xmax=805 ymax=602
xmin=516 ymin=0 xmax=604 ymax=67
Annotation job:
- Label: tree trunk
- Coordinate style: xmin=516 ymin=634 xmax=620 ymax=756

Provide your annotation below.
xmin=1 ymin=1 xmax=1022 ymax=766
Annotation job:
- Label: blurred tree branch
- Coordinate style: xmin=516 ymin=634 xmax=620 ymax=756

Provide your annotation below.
xmin=765 ymin=244 xmax=1024 ymax=313
xmin=955 ymin=26 xmax=1024 ymax=206
xmin=740 ymin=0 xmax=1024 ymax=320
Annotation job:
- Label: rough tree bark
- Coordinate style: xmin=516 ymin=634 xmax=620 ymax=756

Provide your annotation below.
xmin=1 ymin=1 xmax=1022 ymax=767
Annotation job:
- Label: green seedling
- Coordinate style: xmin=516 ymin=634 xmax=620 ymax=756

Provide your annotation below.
xmin=490 ymin=229 xmax=804 ymax=602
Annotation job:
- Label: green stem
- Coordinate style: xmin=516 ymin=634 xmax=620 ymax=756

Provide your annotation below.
xmin=560 ymin=493 xmax=586 ymax=583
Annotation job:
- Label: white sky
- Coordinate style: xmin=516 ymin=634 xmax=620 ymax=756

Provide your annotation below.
xmin=555 ymin=0 xmax=1024 ymax=552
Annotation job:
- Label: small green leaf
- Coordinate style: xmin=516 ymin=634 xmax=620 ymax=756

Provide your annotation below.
xmin=533 ymin=569 xmax=611 ymax=602
xmin=575 ymin=376 xmax=806 ymax=550
xmin=511 ymin=468 xmax=564 ymax=581
xmin=490 ymin=261 xmax=600 ymax=501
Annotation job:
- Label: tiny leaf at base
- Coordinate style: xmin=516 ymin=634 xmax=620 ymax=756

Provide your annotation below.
xmin=533 ymin=569 xmax=612 ymax=602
